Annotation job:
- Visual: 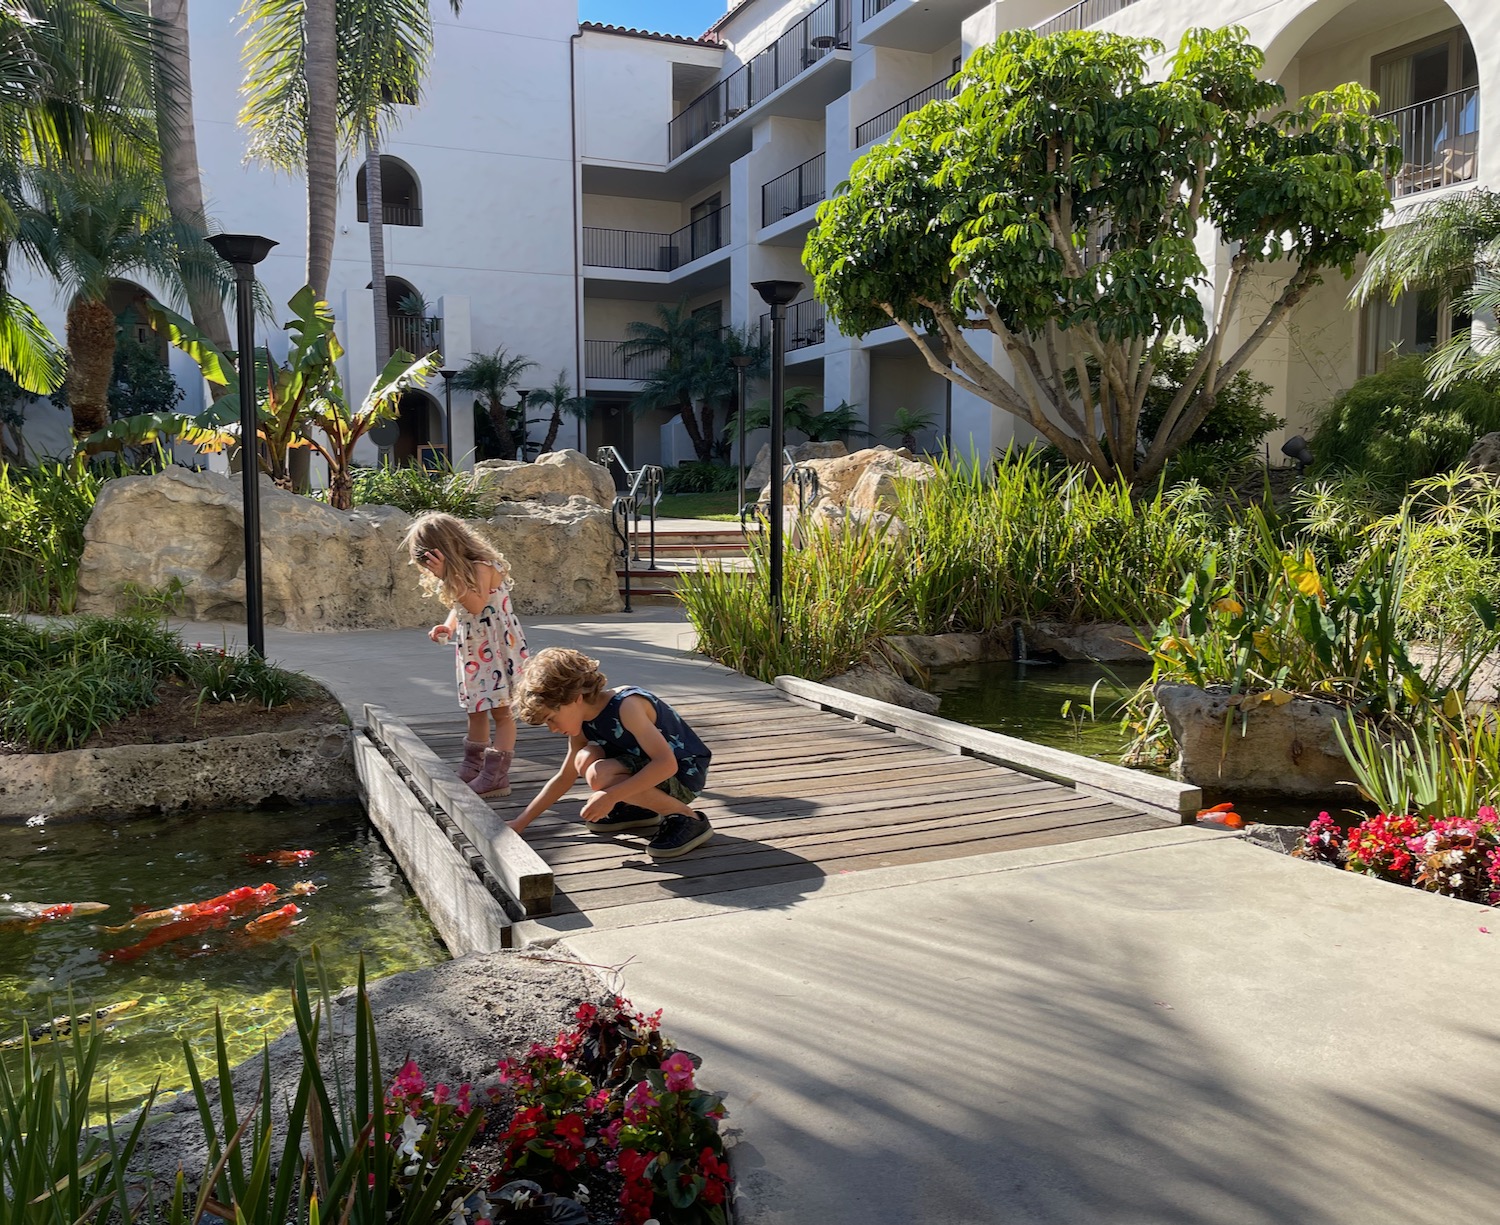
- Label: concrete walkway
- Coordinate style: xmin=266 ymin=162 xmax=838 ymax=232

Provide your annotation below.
xmin=230 ymin=609 xmax=1500 ymax=1225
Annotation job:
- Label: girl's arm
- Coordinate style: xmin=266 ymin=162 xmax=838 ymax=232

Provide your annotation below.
xmin=454 ymin=561 xmax=496 ymax=615
xmin=510 ymin=732 xmax=586 ymax=834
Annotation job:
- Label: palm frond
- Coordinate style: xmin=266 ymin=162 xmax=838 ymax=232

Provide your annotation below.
xmin=238 ymin=0 xmax=309 ymax=171
xmin=1352 ymin=188 xmax=1500 ymax=305
xmin=0 ymin=290 xmax=65 ymax=393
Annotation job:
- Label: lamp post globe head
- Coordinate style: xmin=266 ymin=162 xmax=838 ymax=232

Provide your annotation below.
xmin=440 ymin=368 xmax=456 ymax=383
xmin=752 ymin=279 xmax=803 ymax=308
xmin=729 ymin=353 xmax=754 ymax=369
xmin=206 ymin=233 xmax=278 ymax=269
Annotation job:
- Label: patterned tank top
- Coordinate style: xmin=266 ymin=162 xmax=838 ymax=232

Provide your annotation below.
xmin=581 ymin=687 xmax=711 ymax=792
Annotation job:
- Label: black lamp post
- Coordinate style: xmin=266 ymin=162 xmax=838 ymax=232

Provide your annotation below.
xmin=751 ymin=279 xmax=803 ymax=619
xmin=729 ymin=352 xmax=753 ymax=519
xmin=206 ymin=232 xmax=277 ymax=656
xmin=439 ymin=368 xmax=456 ymax=461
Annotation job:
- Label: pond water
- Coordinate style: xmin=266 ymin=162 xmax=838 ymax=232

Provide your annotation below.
xmin=928 ymin=660 xmax=1328 ymax=828
xmin=0 ymin=804 xmax=445 ymax=1112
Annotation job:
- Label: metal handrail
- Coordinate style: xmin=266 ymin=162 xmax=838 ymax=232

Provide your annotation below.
xmin=1033 ymin=0 xmax=1140 ymax=37
xmin=854 ymin=73 xmax=955 ymax=147
xmin=596 ymin=448 xmax=664 ymax=609
xmin=1380 ymin=87 xmax=1480 ymax=199
xmin=581 ymin=205 xmax=731 ymax=272
xmin=741 ymin=448 xmax=821 ymax=538
xmin=761 ymin=153 xmax=826 ymax=223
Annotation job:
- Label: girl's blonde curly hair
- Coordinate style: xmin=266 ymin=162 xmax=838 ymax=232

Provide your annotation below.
xmin=401 ymin=512 xmax=512 ymax=609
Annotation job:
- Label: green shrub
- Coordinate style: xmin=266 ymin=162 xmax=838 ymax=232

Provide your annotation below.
xmin=1138 ymin=346 xmax=1282 ymax=483
xmin=1307 ymin=356 xmax=1500 ymax=493
xmin=178 ymin=645 xmax=321 ymax=708
xmin=663 ymin=460 xmax=736 ymax=495
xmin=350 ymin=462 xmax=493 ymax=519
xmin=0 ymin=460 xmax=103 ymax=614
xmin=680 ymin=515 xmax=914 ymax=683
xmin=1 ymin=655 xmax=160 ymax=750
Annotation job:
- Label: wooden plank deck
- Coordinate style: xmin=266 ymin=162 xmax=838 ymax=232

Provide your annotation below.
xmin=402 ymin=689 xmax=1172 ymax=917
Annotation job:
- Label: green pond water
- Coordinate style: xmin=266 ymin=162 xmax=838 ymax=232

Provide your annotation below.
xmin=929 ymin=660 xmax=1325 ymax=827
xmin=0 ymin=803 xmax=446 ymax=1112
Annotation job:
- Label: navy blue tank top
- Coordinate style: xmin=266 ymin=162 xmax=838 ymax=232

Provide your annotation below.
xmin=581 ymin=687 xmax=711 ymax=791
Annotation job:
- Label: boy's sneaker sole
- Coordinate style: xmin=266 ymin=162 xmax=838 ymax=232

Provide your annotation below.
xmin=647 ymin=811 xmax=714 ymax=860
xmin=589 ymin=802 xmax=662 ymax=833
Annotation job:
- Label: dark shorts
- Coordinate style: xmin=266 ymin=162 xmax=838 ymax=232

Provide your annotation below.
xmin=614 ymin=750 xmax=706 ymax=803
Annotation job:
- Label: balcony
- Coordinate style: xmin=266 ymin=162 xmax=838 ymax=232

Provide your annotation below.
xmin=390 ymin=313 xmax=442 ymax=357
xmin=760 ymin=298 xmax=827 ymax=349
xmin=582 ymin=205 xmax=731 ymax=272
xmin=855 ymin=74 xmax=955 ymax=147
xmin=1383 ymin=87 xmax=1479 ymax=199
xmin=1033 ymin=0 xmax=1140 ymax=37
xmin=357 ymin=202 xmax=423 ymax=227
xmin=585 ymin=340 xmax=669 ymax=382
xmin=864 ymin=0 xmax=897 ymax=14
xmin=762 ymin=153 xmax=826 ymax=225
xmin=669 ymin=0 xmax=851 ymax=160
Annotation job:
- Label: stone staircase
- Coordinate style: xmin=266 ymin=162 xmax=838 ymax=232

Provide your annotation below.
xmin=616 ymin=522 xmax=753 ymax=603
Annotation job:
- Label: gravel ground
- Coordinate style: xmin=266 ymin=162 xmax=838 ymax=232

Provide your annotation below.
xmin=124 ymin=945 xmax=614 ymax=1188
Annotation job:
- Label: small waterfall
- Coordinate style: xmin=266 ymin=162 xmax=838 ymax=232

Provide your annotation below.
xmin=1013 ymin=622 xmax=1027 ymax=662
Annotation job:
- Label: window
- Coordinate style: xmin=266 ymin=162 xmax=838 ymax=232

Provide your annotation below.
xmin=356 ymin=157 xmax=422 ymax=227
xmin=1361 ymin=290 xmax=1470 ymax=375
xmin=1372 ymin=27 xmax=1477 ymax=112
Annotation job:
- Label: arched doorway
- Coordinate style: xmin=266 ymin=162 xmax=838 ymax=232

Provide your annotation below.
xmin=393 ymin=388 xmax=444 ymax=467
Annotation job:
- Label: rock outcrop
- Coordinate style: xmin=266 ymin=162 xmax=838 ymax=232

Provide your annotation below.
xmin=469 ymin=450 xmax=616 ymax=507
xmin=78 ymin=468 xmax=621 ymax=629
xmin=822 ymin=661 xmax=941 ymax=714
xmin=757 ymin=445 xmax=937 ymax=537
xmin=1461 ymin=431 xmax=1500 ymax=481
xmin=746 ymin=440 xmax=847 ymax=490
xmin=1153 ymin=682 xmax=1358 ymax=798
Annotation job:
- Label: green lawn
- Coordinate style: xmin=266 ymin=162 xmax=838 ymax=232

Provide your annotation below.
xmin=655 ymin=492 xmax=741 ymax=521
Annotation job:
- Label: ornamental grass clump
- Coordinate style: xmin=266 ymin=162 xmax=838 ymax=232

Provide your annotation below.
xmin=0 ymin=459 xmax=102 ymax=614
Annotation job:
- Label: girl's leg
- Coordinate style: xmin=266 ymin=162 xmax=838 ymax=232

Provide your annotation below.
xmin=490 ymin=705 xmax=517 ymax=755
xmin=466 ymin=711 xmax=490 ymax=743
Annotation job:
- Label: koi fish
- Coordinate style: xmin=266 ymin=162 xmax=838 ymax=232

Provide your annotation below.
xmin=100 ymin=883 xmax=279 ymax=935
xmin=0 ymin=999 xmax=140 ymax=1049
xmin=242 ymin=903 xmax=301 ymax=939
xmin=101 ymin=905 xmax=233 ymax=963
xmin=1196 ymin=802 xmax=1245 ymax=829
xmin=0 ymin=901 xmax=109 ymax=930
xmin=244 ymin=850 xmax=317 ymax=867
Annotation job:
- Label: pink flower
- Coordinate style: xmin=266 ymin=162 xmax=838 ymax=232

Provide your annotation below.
xmin=623 ymin=1080 xmax=659 ymax=1123
xmin=662 ymin=1052 xmax=696 ymax=1092
xmin=456 ymin=1083 xmax=474 ymax=1116
xmin=432 ymin=1083 xmax=450 ymax=1104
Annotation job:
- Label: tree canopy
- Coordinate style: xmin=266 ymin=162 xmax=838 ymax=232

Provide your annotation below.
xmin=805 ymin=26 xmax=1400 ymax=483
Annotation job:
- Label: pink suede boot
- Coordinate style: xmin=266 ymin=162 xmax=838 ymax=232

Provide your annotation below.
xmin=469 ymin=749 xmax=513 ymax=798
xmin=458 ymin=739 xmax=488 ymax=783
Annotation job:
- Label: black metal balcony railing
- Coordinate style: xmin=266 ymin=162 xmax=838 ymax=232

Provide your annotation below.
xmin=1382 ymin=87 xmax=1480 ymax=199
xmin=582 ymin=205 xmax=731 ymax=272
xmin=585 ymin=340 xmax=669 ymax=381
xmin=759 ymin=298 xmax=826 ymax=349
xmin=357 ymin=203 xmax=423 ymax=227
xmin=1033 ymin=0 xmax=1140 ymax=37
xmin=669 ymin=0 xmax=852 ymax=159
xmin=855 ymin=74 xmax=954 ymax=147
xmin=761 ymin=153 xmax=826 ymax=224
xmin=863 ymin=0 xmax=898 ymax=17
xmin=390 ymin=313 xmax=441 ymax=356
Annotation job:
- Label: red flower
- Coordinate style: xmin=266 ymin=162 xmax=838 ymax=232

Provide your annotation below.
xmin=661 ymin=1052 xmax=696 ymax=1092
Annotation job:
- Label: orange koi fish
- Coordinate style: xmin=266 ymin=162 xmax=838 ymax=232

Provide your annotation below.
xmin=101 ymin=905 xmax=232 ymax=964
xmin=100 ymin=883 xmax=280 ymax=935
xmin=242 ymin=903 xmax=301 ymax=940
xmin=1196 ymin=802 xmax=1245 ymax=829
xmin=244 ymin=850 xmax=317 ymax=868
xmin=0 ymin=901 xmax=109 ymax=931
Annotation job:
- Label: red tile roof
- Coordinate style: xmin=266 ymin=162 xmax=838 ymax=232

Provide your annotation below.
xmin=579 ymin=21 xmax=722 ymax=48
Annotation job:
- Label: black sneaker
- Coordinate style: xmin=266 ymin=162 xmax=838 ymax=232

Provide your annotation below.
xmin=589 ymin=802 xmax=662 ymax=833
xmin=647 ymin=811 xmax=714 ymax=859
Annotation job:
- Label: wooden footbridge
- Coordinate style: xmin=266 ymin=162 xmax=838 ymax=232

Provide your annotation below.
xmin=356 ymin=679 xmax=1198 ymax=947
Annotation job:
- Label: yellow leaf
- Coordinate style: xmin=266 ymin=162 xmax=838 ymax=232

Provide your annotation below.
xmin=1284 ymin=550 xmax=1325 ymax=601
xmin=1265 ymin=689 xmax=1295 ymax=706
xmin=1212 ymin=597 xmax=1244 ymax=616
xmin=1443 ymin=689 xmax=1465 ymax=719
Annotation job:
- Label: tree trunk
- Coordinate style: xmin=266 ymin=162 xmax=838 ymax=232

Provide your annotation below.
xmin=541 ymin=408 xmax=562 ymax=453
xmin=65 ymin=298 xmax=118 ymax=439
xmin=327 ymin=461 xmax=352 ymax=511
xmin=304 ymin=0 xmax=337 ymax=300
xmin=366 ymin=123 xmax=390 ymax=371
xmin=488 ymin=399 xmax=517 ymax=460
xmin=149 ymin=0 xmax=232 ymax=389
xmin=677 ymin=397 xmax=710 ymax=463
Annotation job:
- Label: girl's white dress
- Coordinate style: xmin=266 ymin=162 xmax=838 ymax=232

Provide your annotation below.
xmin=453 ymin=577 xmax=528 ymax=712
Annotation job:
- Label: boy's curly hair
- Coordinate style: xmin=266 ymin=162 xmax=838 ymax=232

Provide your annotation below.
xmin=514 ymin=647 xmax=609 ymax=725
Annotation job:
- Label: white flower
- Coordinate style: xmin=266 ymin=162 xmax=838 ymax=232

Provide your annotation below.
xmin=575 ymin=1184 xmax=590 ymax=1204
xmin=1450 ymin=872 xmax=1465 ymax=888
xmin=396 ymin=1112 xmax=427 ymax=1162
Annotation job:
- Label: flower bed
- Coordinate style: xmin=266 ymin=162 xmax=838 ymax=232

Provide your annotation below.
xmin=1294 ymin=808 xmax=1500 ymax=905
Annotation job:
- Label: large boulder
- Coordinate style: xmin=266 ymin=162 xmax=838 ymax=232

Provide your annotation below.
xmin=469 ymin=450 xmax=616 ymax=507
xmin=746 ymin=440 xmax=846 ymax=489
xmin=761 ymin=445 xmax=935 ymax=519
xmin=822 ymin=662 xmax=941 ymax=714
xmin=78 ymin=468 xmax=621 ymax=629
xmin=1153 ymin=682 xmax=1358 ymax=798
xmin=1461 ymin=431 xmax=1500 ymax=481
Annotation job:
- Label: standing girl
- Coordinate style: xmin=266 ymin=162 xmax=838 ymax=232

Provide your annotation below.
xmin=403 ymin=512 xmax=528 ymax=797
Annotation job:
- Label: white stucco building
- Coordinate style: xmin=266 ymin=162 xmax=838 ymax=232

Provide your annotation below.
xmin=10 ymin=0 xmax=1496 ymax=471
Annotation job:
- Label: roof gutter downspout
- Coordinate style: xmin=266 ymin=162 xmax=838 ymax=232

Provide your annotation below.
xmin=570 ymin=28 xmax=586 ymax=454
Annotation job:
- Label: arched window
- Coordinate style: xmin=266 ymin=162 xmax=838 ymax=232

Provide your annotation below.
xmin=356 ymin=157 xmax=422 ymax=226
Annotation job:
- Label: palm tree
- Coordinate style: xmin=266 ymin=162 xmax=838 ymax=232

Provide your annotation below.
xmin=240 ymin=0 xmax=461 ymax=363
xmin=1351 ymin=188 xmax=1500 ymax=391
xmin=453 ymin=347 xmax=535 ymax=461
xmin=0 ymin=0 xmax=162 ymax=393
xmin=885 ymin=406 xmax=936 ymax=452
xmin=16 ymin=167 xmax=226 ymax=438
xmin=529 ymin=372 xmax=591 ymax=454
xmin=148 ymin=0 xmax=232 ymax=360
xmin=619 ymin=301 xmax=729 ymax=463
